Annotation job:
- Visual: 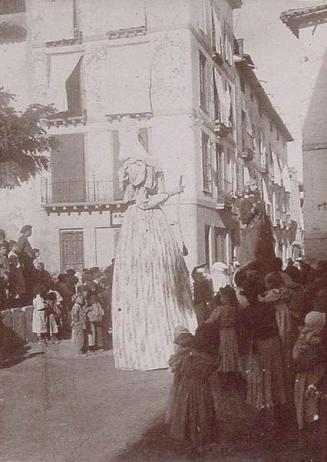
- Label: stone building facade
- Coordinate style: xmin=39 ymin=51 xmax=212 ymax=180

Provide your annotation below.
xmin=234 ymin=44 xmax=295 ymax=261
xmin=281 ymin=5 xmax=327 ymax=260
xmin=0 ymin=0 xmax=299 ymax=273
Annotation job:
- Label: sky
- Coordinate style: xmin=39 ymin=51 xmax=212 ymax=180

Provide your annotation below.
xmin=236 ymin=0 xmax=327 ymax=181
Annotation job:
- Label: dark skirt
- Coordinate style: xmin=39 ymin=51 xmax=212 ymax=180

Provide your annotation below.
xmin=167 ymin=352 xmax=218 ymax=448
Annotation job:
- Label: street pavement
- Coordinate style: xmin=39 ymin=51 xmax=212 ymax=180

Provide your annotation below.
xmin=0 ymin=341 xmax=302 ymax=462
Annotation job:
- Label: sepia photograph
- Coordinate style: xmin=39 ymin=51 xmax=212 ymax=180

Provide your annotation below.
xmin=0 ymin=0 xmax=326 ymax=461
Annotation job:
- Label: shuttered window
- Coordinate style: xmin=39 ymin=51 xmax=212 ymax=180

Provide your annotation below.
xmin=202 ymin=132 xmax=212 ymax=193
xmin=60 ymin=230 xmax=84 ymax=272
xmin=51 ymin=133 xmax=85 ymax=203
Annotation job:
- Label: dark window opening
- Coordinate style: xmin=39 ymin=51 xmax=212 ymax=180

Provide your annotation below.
xmin=202 ymin=132 xmax=211 ymax=193
xmin=199 ymin=52 xmax=207 ymax=111
xmin=205 ymin=225 xmax=210 ymax=267
xmin=213 ymin=70 xmax=220 ymax=120
xmin=65 ymin=57 xmax=83 ymax=116
xmin=60 ymin=230 xmax=84 ymax=273
xmin=241 ymin=110 xmax=246 ymax=150
xmin=0 ymin=0 xmax=25 ymax=14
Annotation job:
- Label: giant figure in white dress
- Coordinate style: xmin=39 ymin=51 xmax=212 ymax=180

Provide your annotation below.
xmin=112 ymin=123 xmax=197 ymax=370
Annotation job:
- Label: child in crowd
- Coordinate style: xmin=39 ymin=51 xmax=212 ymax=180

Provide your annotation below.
xmin=48 ymin=289 xmax=64 ymax=339
xmin=260 ymin=272 xmax=293 ymax=371
xmin=191 ymin=264 xmax=213 ymax=325
xmin=84 ymin=292 xmax=104 ymax=352
xmin=44 ymin=292 xmax=60 ymax=343
xmin=32 ymin=248 xmax=40 ymax=270
xmin=32 ymin=287 xmax=48 ymax=344
xmin=8 ymin=241 xmax=19 ymax=259
xmin=206 ymin=286 xmax=241 ymax=377
xmin=71 ymin=293 xmax=86 ymax=355
xmin=167 ymin=322 xmax=220 ymax=454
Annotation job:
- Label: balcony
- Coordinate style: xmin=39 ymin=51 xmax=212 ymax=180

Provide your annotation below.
xmin=241 ymin=133 xmax=255 ymax=160
xmin=46 ymin=110 xmax=87 ymax=128
xmin=217 ymin=180 xmax=233 ymax=209
xmin=45 ymin=29 xmax=83 ymax=48
xmin=214 ymin=120 xmax=232 ymax=138
xmin=107 ymin=25 xmax=146 ymax=40
xmin=41 ymin=177 xmax=124 ymax=214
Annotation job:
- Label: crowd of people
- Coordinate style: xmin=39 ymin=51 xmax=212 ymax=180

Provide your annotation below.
xmin=0 ymin=223 xmax=114 ymax=355
xmin=167 ymin=256 xmax=327 ymax=461
xmin=31 ymin=263 xmax=114 ymax=353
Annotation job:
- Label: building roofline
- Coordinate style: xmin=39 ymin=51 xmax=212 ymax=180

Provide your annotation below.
xmin=236 ymin=59 xmax=294 ymax=142
xmin=280 ymin=3 xmax=327 ymax=37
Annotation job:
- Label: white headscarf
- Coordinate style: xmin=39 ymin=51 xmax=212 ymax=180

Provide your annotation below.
xmin=211 ymin=262 xmax=231 ymax=292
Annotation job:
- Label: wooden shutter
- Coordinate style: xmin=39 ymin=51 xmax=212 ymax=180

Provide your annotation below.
xmin=52 ymin=133 xmax=85 ymax=203
xmin=66 ymin=57 xmax=82 ymax=116
xmin=60 ymin=230 xmax=84 ymax=272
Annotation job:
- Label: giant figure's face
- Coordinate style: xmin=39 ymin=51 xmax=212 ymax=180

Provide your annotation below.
xmin=127 ymin=160 xmax=146 ymax=186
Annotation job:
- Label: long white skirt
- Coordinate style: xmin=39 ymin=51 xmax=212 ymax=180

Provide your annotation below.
xmin=112 ymin=204 xmax=197 ymax=370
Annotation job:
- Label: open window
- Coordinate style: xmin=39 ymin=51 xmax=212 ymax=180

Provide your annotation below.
xmin=48 ymin=53 xmax=83 ymax=117
xmin=201 ymin=132 xmax=212 ymax=194
xmin=199 ymin=52 xmax=208 ymax=112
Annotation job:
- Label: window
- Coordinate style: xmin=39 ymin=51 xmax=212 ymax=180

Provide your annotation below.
xmin=65 ymin=57 xmax=83 ymax=116
xmin=270 ymin=121 xmax=273 ymax=132
xmin=201 ymin=132 xmax=212 ymax=193
xmin=48 ymin=54 xmax=83 ymax=116
xmin=251 ymin=123 xmax=256 ymax=151
xmin=241 ymin=110 xmax=246 ymax=150
xmin=213 ymin=70 xmax=220 ymax=121
xmin=138 ymin=127 xmax=150 ymax=153
xmin=214 ymin=228 xmax=227 ymax=263
xmin=199 ymin=52 xmax=207 ymax=111
xmin=60 ymin=230 xmax=84 ymax=272
xmin=250 ymin=91 xmax=254 ymax=102
xmin=228 ymin=84 xmax=233 ymax=126
xmin=216 ymin=143 xmax=224 ymax=193
xmin=0 ymin=0 xmax=25 ymax=14
xmin=277 ymin=131 xmax=280 ymax=141
xmin=51 ymin=133 xmax=85 ymax=203
xmin=205 ymin=225 xmax=211 ymax=267
xmin=225 ymin=149 xmax=232 ymax=193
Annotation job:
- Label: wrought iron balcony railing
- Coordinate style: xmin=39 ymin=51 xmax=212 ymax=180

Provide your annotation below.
xmin=41 ymin=177 xmax=117 ymax=205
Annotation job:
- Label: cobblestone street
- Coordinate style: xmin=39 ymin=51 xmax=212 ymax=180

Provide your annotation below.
xmin=0 ymin=341 xmax=303 ymax=462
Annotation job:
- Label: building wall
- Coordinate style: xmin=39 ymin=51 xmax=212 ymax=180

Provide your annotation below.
xmin=234 ymin=61 xmax=294 ymax=261
xmin=0 ymin=0 xmax=298 ymax=273
xmin=303 ymin=149 xmax=327 ymax=260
